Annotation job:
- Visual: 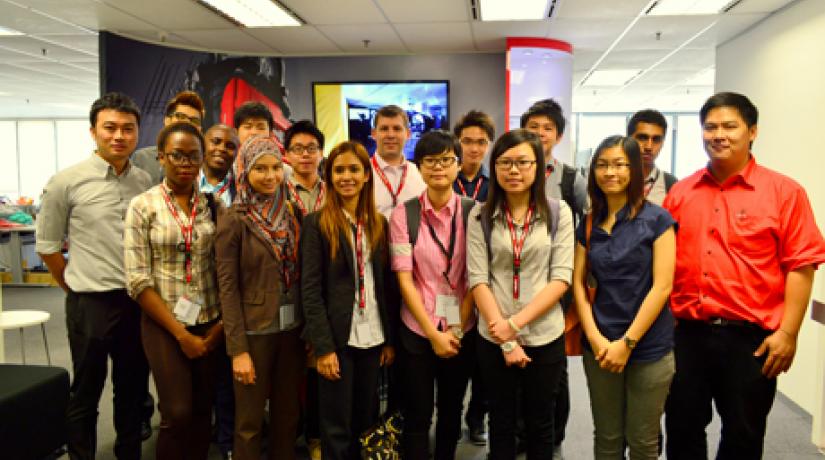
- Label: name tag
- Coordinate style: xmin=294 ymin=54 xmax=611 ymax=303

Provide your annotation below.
xmin=280 ymin=303 xmax=295 ymax=328
xmin=355 ymin=320 xmax=373 ymax=343
xmin=174 ymin=295 xmax=201 ymax=326
xmin=436 ymin=294 xmax=461 ymax=326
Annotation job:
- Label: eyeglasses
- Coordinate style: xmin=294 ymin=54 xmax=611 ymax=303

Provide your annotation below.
xmin=420 ymin=156 xmax=458 ymax=168
xmin=594 ymin=162 xmax=630 ymax=172
xmin=287 ymin=144 xmax=321 ymax=155
xmin=170 ymin=112 xmax=202 ymax=126
xmin=495 ymin=159 xmax=536 ymax=171
xmin=164 ymin=152 xmax=203 ymax=165
xmin=460 ymin=137 xmax=489 ymax=148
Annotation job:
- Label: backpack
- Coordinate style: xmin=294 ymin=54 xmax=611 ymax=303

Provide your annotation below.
xmin=664 ymin=171 xmax=678 ymax=192
xmin=404 ymin=195 xmax=476 ymax=247
xmin=560 ymin=164 xmax=578 ymax=214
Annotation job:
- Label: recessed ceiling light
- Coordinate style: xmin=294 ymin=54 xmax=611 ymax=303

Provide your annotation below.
xmin=648 ymin=0 xmax=734 ymax=16
xmin=0 ymin=26 xmax=24 ymax=36
xmin=198 ymin=0 xmax=301 ymax=27
xmin=583 ymin=69 xmax=640 ymax=86
xmin=480 ymin=0 xmax=548 ymax=21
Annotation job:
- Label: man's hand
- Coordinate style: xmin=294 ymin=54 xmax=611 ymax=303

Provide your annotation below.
xmin=380 ymin=345 xmax=395 ymax=366
xmin=754 ymin=329 xmax=797 ymax=378
xmin=430 ymin=331 xmax=460 ymax=358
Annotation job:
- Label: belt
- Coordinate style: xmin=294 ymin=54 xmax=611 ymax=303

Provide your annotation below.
xmin=678 ymin=317 xmax=763 ymax=330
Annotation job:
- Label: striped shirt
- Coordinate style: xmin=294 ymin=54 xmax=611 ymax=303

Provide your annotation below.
xmin=124 ymin=181 xmax=220 ymax=324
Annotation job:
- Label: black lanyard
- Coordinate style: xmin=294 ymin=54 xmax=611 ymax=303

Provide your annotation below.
xmin=422 ymin=195 xmax=458 ymax=290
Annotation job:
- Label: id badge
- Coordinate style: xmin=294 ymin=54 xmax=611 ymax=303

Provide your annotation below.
xmin=174 ymin=295 xmax=202 ymax=326
xmin=436 ymin=295 xmax=461 ymax=326
xmin=355 ymin=314 xmax=373 ymax=343
xmin=280 ymin=303 xmax=295 ymax=328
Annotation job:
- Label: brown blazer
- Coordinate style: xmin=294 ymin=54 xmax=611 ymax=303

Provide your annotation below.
xmin=215 ymin=204 xmax=302 ymax=356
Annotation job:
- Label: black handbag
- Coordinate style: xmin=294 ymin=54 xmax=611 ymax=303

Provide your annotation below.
xmin=359 ymin=410 xmax=403 ymax=460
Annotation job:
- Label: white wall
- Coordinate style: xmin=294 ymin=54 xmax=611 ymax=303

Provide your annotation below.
xmin=715 ymin=0 xmax=825 ymax=445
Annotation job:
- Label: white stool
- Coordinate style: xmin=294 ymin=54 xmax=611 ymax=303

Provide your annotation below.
xmin=0 ymin=310 xmax=51 ymax=364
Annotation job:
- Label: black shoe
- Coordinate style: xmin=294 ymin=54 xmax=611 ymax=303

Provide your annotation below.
xmin=467 ymin=424 xmax=487 ymax=446
xmin=222 ymin=450 xmax=233 ymax=460
xmin=140 ymin=420 xmax=152 ymax=441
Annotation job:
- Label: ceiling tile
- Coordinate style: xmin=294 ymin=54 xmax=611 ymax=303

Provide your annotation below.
xmin=556 ymin=0 xmax=651 ymax=19
xmin=316 ymin=23 xmax=406 ymax=53
xmin=653 ymin=47 xmax=714 ymax=71
xmin=0 ymin=2 xmax=87 ymax=34
xmin=0 ymin=35 xmax=95 ymax=60
xmin=163 ymin=29 xmax=279 ymax=54
xmin=374 ymin=0 xmax=469 ymax=23
xmin=281 ymin=0 xmax=387 ymax=25
xmin=101 ymin=0 xmax=234 ymax=30
xmin=244 ymin=26 xmax=341 ymax=54
xmin=614 ymin=16 xmax=718 ymax=51
xmin=394 ymin=22 xmax=474 ymax=53
xmin=15 ymin=0 xmax=158 ymax=31
xmin=726 ymin=0 xmax=796 ymax=14
xmin=547 ymin=18 xmax=635 ymax=52
xmin=471 ymin=21 xmax=551 ymax=51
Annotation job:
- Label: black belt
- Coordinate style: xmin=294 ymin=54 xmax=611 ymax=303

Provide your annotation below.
xmin=679 ymin=317 xmax=763 ymax=330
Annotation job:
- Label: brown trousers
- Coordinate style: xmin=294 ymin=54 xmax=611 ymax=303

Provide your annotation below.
xmin=141 ymin=314 xmax=220 ymax=460
xmin=233 ymin=328 xmax=306 ymax=460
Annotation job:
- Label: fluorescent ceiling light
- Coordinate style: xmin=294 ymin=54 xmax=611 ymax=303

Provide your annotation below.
xmin=648 ymin=0 xmax=733 ymax=16
xmin=583 ymin=69 xmax=640 ymax=87
xmin=685 ymin=67 xmax=715 ymax=85
xmin=480 ymin=0 xmax=548 ymax=21
xmin=199 ymin=0 xmax=301 ymax=27
xmin=0 ymin=26 xmax=24 ymax=36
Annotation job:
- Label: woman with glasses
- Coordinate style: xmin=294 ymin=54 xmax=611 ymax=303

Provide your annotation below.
xmin=125 ymin=122 xmax=223 ymax=460
xmin=572 ymin=135 xmax=676 ymax=459
xmin=389 ymin=131 xmax=476 ymax=459
xmin=300 ymin=141 xmax=398 ymax=460
xmin=466 ymin=129 xmax=574 ymax=459
xmin=214 ymin=135 xmax=304 ymax=460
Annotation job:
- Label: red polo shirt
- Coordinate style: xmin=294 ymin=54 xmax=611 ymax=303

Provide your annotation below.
xmin=663 ymin=157 xmax=825 ymax=330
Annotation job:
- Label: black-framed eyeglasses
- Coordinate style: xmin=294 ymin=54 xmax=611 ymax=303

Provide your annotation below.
xmin=170 ymin=112 xmax=202 ymax=126
xmin=495 ymin=159 xmax=536 ymax=171
xmin=287 ymin=144 xmax=321 ymax=155
xmin=460 ymin=138 xmax=489 ymax=148
xmin=420 ymin=156 xmax=458 ymax=168
xmin=594 ymin=162 xmax=630 ymax=172
xmin=164 ymin=152 xmax=203 ymax=165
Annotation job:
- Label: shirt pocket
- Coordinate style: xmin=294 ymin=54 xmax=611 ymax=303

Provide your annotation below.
xmin=729 ymin=212 xmax=777 ymax=259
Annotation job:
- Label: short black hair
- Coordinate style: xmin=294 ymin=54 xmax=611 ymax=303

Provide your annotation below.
xmin=453 ymin=110 xmax=495 ymax=141
xmin=413 ymin=130 xmax=462 ymax=167
xmin=157 ymin=122 xmax=205 ymax=154
xmin=519 ymin=98 xmax=566 ymax=136
xmin=233 ymin=102 xmax=274 ymax=130
xmin=89 ymin=92 xmax=141 ymax=127
xmin=285 ymin=120 xmax=325 ymax=150
xmin=627 ymin=109 xmax=667 ymax=136
xmin=700 ymin=92 xmax=758 ymax=127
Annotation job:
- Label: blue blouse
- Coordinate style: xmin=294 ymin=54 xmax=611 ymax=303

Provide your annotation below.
xmin=575 ymin=201 xmax=676 ymax=362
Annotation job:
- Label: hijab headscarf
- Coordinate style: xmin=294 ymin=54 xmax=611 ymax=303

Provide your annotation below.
xmin=234 ymin=135 xmax=300 ymax=289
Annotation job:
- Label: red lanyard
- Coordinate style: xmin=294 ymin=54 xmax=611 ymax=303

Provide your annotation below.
xmin=504 ymin=204 xmax=534 ymax=300
xmin=643 ymin=169 xmax=659 ymax=197
xmin=214 ymin=178 xmax=231 ymax=199
xmin=371 ymin=156 xmax=408 ymax=208
xmin=545 ymin=163 xmax=554 ymax=178
xmin=160 ymin=186 xmax=200 ymax=284
xmin=421 ymin=194 xmax=458 ymax=291
xmin=457 ymin=176 xmax=484 ymax=200
xmin=287 ymin=180 xmax=325 ymax=216
xmin=354 ymin=220 xmax=366 ymax=313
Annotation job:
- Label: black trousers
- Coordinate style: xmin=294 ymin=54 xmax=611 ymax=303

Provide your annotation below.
xmin=65 ymin=289 xmax=149 ymax=460
xmin=398 ymin=325 xmax=474 ymax=460
xmin=665 ymin=320 xmax=777 ymax=460
xmin=465 ymin=328 xmax=488 ymax=429
xmin=554 ymin=362 xmax=569 ymax=447
xmin=477 ymin=334 xmax=565 ymax=460
xmin=318 ymin=345 xmax=382 ymax=460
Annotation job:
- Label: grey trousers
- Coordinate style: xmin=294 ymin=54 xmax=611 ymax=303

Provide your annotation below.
xmin=583 ymin=349 xmax=675 ymax=460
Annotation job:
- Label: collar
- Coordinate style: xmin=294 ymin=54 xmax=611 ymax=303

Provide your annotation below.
xmin=645 ymin=167 xmax=661 ymax=183
xmin=161 ymin=178 xmax=203 ymax=207
xmin=287 ymin=174 xmax=322 ymax=192
xmin=373 ymin=152 xmax=406 ymax=170
xmin=459 ymin=164 xmax=489 ymax=183
xmin=421 ymin=190 xmax=458 ymax=218
xmin=545 ymin=157 xmax=560 ymax=173
xmin=490 ymin=201 xmax=545 ymax=222
xmin=198 ymin=171 xmax=231 ymax=191
xmin=91 ymin=152 xmax=131 ymax=178
xmin=697 ymin=155 xmax=757 ymax=189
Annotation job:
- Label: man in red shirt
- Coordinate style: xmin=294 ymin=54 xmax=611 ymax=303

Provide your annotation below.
xmin=663 ymin=92 xmax=825 ymax=459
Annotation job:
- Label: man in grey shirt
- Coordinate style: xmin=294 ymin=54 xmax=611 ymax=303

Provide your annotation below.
xmin=36 ymin=93 xmax=151 ymax=460
xmin=131 ymin=90 xmax=205 ymax=185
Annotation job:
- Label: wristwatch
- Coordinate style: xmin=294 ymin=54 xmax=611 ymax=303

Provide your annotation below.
xmin=501 ymin=340 xmax=517 ymax=353
xmin=450 ymin=326 xmax=464 ymax=341
xmin=623 ymin=335 xmax=638 ymax=350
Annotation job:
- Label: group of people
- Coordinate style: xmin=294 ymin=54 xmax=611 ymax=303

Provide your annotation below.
xmin=35 ymin=88 xmax=825 ymax=460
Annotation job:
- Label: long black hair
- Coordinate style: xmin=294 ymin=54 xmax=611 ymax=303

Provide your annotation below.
xmin=587 ymin=135 xmax=645 ymax=222
xmin=482 ymin=129 xmax=550 ymax=225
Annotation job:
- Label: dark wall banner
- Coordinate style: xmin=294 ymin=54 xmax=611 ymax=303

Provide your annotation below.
xmin=100 ymin=32 xmax=291 ymax=148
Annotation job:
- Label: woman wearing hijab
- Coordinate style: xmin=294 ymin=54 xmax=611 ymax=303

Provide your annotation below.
xmin=215 ymin=135 xmax=305 ymax=460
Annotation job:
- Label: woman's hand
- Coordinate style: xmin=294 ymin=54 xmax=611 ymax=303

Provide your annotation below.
xmin=598 ymin=340 xmax=631 ymax=373
xmin=488 ymin=318 xmax=518 ymax=344
xmin=589 ymin=333 xmax=611 ymax=359
xmin=177 ymin=331 xmax=208 ymax=359
xmin=503 ymin=343 xmax=532 ymax=368
xmin=380 ymin=345 xmax=395 ymax=366
xmin=317 ymin=352 xmax=341 ymax=381
xmin=232 ymin=352 xmax=256 ymax=385
xmin=430 ymin=331 xmax=460 ymax=358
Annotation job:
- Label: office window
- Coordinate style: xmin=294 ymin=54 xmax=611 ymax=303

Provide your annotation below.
xmin=57 ymin=120 xmax=94 ymax=169
xmin=17 ymin=121 xmax=56 ymax=200
xmin=655 ymin=115 xmax=675 ymax=174
xmin=674 ymin=114 xmax=705 ymax=178
xmin=577 ymin=115 xmax=627 ymax=168
xmin=0 ymin=121 xmax=19 ymax=199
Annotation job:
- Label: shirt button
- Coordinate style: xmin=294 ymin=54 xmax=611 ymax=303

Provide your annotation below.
xmin=706 ymin=250 xmax=711 ymax=255
xmin=703 ymin=272 xmax=708 ymax=277
xmin=714 ymin=208 xmax=719 ymax=213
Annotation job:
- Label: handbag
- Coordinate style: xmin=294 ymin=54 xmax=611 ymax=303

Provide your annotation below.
xmin=359 ymin=410 xmax=403 ymax=460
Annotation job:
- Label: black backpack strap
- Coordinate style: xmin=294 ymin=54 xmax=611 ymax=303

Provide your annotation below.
xmin=459 ymin=197 xmax=475 ymax=230
xmin=560 ymin=164 xmax=577 ymax=212
xmin=404 ymin=197 xmax=422 ymax=247
xmin=664 ymin=171 xmax=678 ymax=192
xmin=204 ymin=193 xmax=218 ymax=225
xmin=548 ymin=197 xmax=560 ymax=240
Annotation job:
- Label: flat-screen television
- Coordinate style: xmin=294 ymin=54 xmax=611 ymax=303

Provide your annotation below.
xmin=312 ymin=80 xmax=449 ymax=159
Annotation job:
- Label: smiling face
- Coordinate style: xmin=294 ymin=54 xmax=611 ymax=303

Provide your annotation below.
xmin=90 ymin=109 xmax=138 ymax=164
xmin=593 ymin=145 xmax=631 ymax=197
xmin=702 ymin=106 xmax=757 ymax=168
xmin=494 ymin=142 xmax=537 ymax=195
xmin=159 ymin=131 xmax=203 ymax=190
xmin=331 ymin=151 xmax=370 ymax=201
xmin=285 ymin=132 xmax=322 ymax=178
xmin=372 ymin=114 xmax=410 ymax=161
xmin=458 ymin=126 xmax=490 ymax=169
xmin=524 ymin=115 xmax=561 ymax=159
xmin=247 ymin=154 xmax=284 ymax=196
xmin=204 ymin=126 xmax=238 ymax=178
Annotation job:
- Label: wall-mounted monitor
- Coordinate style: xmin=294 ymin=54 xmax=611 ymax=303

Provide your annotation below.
xmin=312 ymin=80 xmax=449 ymax=159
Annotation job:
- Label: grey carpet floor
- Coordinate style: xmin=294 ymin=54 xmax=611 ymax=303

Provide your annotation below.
xmin=2 ymin=286 xmax=821 ymax=459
